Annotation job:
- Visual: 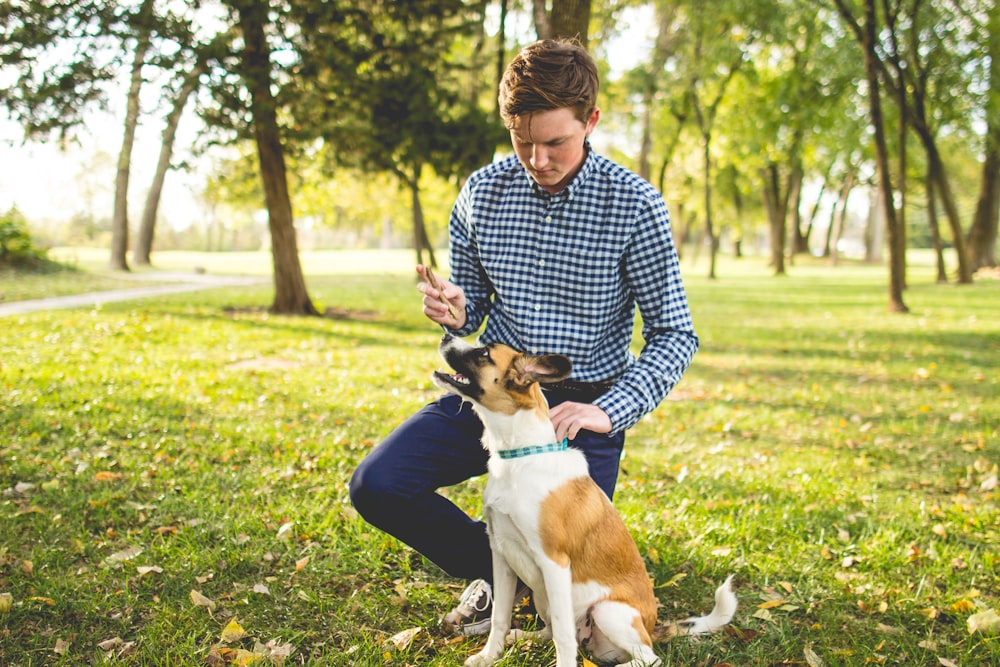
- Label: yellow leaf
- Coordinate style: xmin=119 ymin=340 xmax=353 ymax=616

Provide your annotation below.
xmin=190 ymin=589 xmax=216 ymax=611
xmin=221 ymin=618 xmax=247 ymax=643
xmin=295 ymin=556 xmax=310 ymax=571
xmin=53 ymin=638 xmax=70 ymax=655
xmin=94 ymin=471 xmax=123 ymax=482
xmin=26 ymin=596 xmax=56 ymax=606
xmin=647 ymin=547 xmax=660 ymax=564
xmin=758 ymin=599 xmax=788 ymax=610
xmin=0 ymin=593 xmax=12 ymax=613
xmin=950 ymin=599 xmax=976 ymax=613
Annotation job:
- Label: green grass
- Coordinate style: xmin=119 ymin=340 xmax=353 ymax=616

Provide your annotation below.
xmin=1 ymin=251 xmax=997 ymax=666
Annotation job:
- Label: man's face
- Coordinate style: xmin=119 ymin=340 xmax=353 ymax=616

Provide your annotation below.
xmin=509 ymin=107 xmax=600 ymax=194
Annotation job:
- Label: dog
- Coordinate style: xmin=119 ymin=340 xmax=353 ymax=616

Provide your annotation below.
xmin=432 ymin=334 xmax=737 ymax=667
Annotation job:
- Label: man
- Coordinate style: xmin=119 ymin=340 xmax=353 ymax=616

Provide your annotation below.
xmin=349 ymin=38 xmax=698 ymax=635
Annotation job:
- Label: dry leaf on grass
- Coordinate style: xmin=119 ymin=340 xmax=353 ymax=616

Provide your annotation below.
xmin=967 ymin=609 xmax=1000 ymax=636
xmin=0 ymin=592 xmax=12 ymax=613
xmin=804 ymin=644 xmax=824 ymax=667
xmin=190 ymin=589 xmax=217 ymax=611
xmin=387 ymin=627 xmax=421 ymax=651
xmin=221 ymin=618 xmax=247 ymax=643
xmin=53 ymin=638 xmax=70 ymax=655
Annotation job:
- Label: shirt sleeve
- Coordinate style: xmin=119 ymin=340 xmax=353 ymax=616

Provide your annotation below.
xmin=446 ymin=176 xmax=493 ymax=337
xmin=593 ymin=194 xmax=699 ymax=433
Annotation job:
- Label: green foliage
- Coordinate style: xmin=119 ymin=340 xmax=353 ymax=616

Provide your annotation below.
xmin=0 ymin=253 xmax=997 ymax=665
xmin=0 ymin=207 xmax=47 ymax=266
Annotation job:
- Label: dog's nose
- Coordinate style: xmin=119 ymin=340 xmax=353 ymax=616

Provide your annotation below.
xmin=440 ymin=333 xmax=455 ymax=344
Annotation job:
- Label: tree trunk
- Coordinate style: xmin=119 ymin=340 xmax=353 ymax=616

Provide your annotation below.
xmin=761 ymin=163 xmax=788 ymax=276
xmin=862 ymin=0 xmax=907 ymax=312
xmin=237 ymin=0 xmax=318 ymax=316
xmin=409 ymin=162 xmax=438 ymax=269
xmin=926 ymin=170 xmax=948 ymax=283
xmin=134 ymin=61 xmax=207 ymax=265
xmin=703 ymin=133 xmax=718 ymax=279
xmin=532 ymin=0 xmax=550 ymax=40
xmin=548 ymin=0 xmax=590 ymax=45
xmin=109 ymin=0 xmax=155 ymax=272
xmin=917 ymin=124 xmax=973 ymax=284
xmin=968 ymin=8 xmax=999 ymax=271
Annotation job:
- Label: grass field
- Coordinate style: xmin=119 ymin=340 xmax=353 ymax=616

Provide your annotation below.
xmin=1 ymin=250 xmax=998 ymax=666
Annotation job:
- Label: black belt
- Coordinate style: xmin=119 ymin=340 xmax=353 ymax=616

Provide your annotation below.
xmin=543 ymin=379 xmax=615 ymax=402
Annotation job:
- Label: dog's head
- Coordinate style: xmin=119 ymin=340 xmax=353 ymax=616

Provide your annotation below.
xmin=432 ymin=334 xmax=571 ymax=416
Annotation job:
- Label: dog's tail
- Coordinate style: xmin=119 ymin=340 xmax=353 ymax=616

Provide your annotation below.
xmin=653 ymin=575 xmax=737 ymax=641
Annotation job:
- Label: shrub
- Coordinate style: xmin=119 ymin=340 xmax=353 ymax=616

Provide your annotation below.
xmin=0 ymin=206 xmax=47 ymax=266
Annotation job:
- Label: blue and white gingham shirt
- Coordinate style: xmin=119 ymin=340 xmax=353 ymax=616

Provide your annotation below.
xmin=448 ymin=146 xmax=698 ymax=433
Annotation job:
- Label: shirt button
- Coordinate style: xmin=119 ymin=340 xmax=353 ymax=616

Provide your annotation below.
xmin=534 ymin=304 xmax=541 ymax=311
xmin=539 ymin=259 xmax=546 ymax=267
xmin=545 ymin=215 xmax=552 ymax=223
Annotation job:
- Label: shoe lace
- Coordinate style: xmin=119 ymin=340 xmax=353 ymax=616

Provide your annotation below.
xmin=460 ymin=579 xmax=493 ymax=613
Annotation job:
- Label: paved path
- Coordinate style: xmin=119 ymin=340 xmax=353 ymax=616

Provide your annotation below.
xmin=0 ymin=272 xmax=268 ymax=317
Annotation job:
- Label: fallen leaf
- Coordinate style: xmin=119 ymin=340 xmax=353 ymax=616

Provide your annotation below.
xmin=276 ymin=522 xmax=294 ymax=540
xmin=387 ymin=627 xmax=421 ymax=651
xmin=252 ymin=583 xmax=270 ymax=595
xmin=190 ymin=589 xmax=217 ymax=611
xmin=104 ymin=546 xmax=143 ymax=566
xmin=938 ymin=658 xmax=959 ymax=667
xmin=295 ymin=556 xmax=310 ymax=572
xmin=950 ymin=599 xmax=975 ymax=613
xmin=804 ymin=644 xmax=824 ymax=667
xmin=20 ymin=560 xmax=33 ymax=576
xmin=94 ymin=471 xmax=123 ymax=482
xmin=53 ymin=638 xmax=70 ymax=655
xmin=758 ymin=599 xmax=788 ymax=610
xmin=0 ymin=593 xmax=12 ymax=613
xmin=967 ymin=609 xmax=1000 ymax=636
xmin=26 ymin=596 xmax=56 ymax=606
xmin=221 ymin=618 xmax=247 ymax=643
xmin=136 ymin=565 xmax=163 ymax=576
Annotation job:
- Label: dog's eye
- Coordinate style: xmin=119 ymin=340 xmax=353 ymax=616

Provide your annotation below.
xmin=479 ymin=348 xmax=490 ymax=358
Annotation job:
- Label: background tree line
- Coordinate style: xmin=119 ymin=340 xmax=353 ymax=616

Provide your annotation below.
xmin=1 ymin=0 xmax=996 ymax=314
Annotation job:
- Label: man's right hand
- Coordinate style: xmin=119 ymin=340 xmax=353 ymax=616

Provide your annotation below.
xmin=416 ymin=265 xmax=467 ymax=330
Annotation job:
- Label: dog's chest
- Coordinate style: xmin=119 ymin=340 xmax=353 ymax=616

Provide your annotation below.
xmin=482 ymin=452 xmax=589 ymax=570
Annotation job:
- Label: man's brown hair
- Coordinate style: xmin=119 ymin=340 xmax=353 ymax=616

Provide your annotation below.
xmin=498 ymin=39 xmax=599 ymax=129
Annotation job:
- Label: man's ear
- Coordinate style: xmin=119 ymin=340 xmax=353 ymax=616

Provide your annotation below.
xmin=515 ymin=354 xmax=572 ymax=386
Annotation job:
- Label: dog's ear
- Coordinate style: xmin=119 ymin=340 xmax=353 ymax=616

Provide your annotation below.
xmin=515 ymin=353 xmax=572 ymax=386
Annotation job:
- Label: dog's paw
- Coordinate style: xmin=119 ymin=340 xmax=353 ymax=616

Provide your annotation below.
xmin=464 ymin=652 xmax=498 ymax=667
xmin=506 ymin=627 xmax=550 ymax=646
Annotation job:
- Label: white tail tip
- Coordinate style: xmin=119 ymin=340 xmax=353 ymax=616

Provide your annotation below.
xmin=682 ymin=575 xmax=737 ymax=635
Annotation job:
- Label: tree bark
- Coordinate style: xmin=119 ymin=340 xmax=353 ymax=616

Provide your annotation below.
xmin=925 ymin=169 xmax=948 ymax=283
xmin=968 ymin=5 xmax=999 ymax=271
xmin=409 ymin=162 xmax=438 ymax=269
xmin=861 ymin=0 xmax=907 ymax=312
xmin=237 ymin=0 xmax=317 ymax=316
xmin=134 ymin=61 xmax=207 ymax=265
xmin=109 ymin=0 xmax=155 ymax=271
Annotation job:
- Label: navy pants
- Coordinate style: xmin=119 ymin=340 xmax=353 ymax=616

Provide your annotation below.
xmin=348 ymin=391 xmax=626 ymax=582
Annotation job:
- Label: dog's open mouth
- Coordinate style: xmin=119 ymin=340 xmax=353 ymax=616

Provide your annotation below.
xmin=434 ymin=370 xmax=471 ymax=387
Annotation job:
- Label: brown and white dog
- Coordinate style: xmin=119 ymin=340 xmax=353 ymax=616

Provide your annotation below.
xmin=432 ymin=334 xmax=737 ymax=667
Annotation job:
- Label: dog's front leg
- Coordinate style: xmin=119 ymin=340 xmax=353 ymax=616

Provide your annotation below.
xmin=464 ymin=556 xmax=517 ymax=667
xmin=540 ymin=562 xmax=578 ymax=667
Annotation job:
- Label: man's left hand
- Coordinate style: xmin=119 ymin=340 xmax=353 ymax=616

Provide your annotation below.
xmin=549 ymin=402 xmax=612 ymax=441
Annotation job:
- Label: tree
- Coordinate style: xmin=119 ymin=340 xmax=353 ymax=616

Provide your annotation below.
xmin=532 ymin=0 xmax=592 ymax=44
xmin=835 ymin=0 xmax=908 ymax=311
xmin=967 ymin=0 xmax=999 ymax=270
xmin=229 ymin=0 xmax=317 ymax=315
